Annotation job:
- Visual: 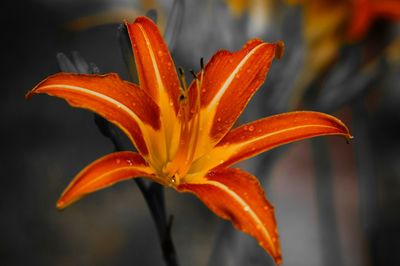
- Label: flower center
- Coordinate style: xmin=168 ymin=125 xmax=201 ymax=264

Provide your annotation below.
xmin=161 ymin=61 xmax=204 ymax=186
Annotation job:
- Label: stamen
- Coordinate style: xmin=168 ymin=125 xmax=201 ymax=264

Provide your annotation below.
xmin=178 ymin=67 xmax=188 ymax=91
xmin=189 ymin=69 xmax=198 ymax=80
xmin=200 ymin=57 xmax=204 ymax=70
xmin=178 ymin=66 xmax=189 ymax=102
xmin=166 ymin=62 xmax=205 ymax=181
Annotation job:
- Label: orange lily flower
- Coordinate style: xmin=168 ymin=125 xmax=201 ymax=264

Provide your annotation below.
xmin=26 ymin=16 xmax=352 ymax=264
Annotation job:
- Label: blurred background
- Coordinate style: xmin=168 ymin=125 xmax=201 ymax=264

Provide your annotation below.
xmin=2 ymin=0 xmax=400 ymax=265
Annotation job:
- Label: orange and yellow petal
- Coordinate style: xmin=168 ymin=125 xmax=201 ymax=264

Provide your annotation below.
xmin=178 ymin=168 xmax=282 ymax=265
xmin=126 ymin=16 xmax=182 ymax=162
xmin=57 ymin=151 xmax=160 ymax=209
xmin=189 ymin=111 xmax=352 ymax=174
xmin=126 ymin=17 xmax=180 ymax=112
xmin=189 ymin=39 xmax=279 ymax=159
xmin=26 ymin=73 xmax=161 ymax=156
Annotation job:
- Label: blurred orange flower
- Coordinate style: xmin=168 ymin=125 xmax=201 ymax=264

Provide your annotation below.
xmin=348 ymin=0 xmax=400 ymax=40
xmin=27 ymin=16 xmax=352 ymax=264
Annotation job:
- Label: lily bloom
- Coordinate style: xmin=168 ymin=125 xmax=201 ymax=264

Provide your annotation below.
xmin=27 ymin=16 xmax=351 ymax=264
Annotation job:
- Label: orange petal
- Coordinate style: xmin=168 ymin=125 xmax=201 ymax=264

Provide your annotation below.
xmin=126 ymin=16 xmax=181 ymax=114
xmin=57 ymin=151 xmax=160 ymax=209
xmin=190 ymin=111 xmax=352 ymax=173
xmin=178 ymin=168 xmax=282 ymax=264
xmin=189 ymin=39 xmax=279 ymax=159
xmin=26 ymin=73 xmax=161 ymax=156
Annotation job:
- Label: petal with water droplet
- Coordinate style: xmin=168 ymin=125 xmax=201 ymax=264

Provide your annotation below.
xmin=57 ymin=151 xmax=160 ymax=209
xmin=188 ymin=39 xmax=278 ymax=160
xmin=178 ymin=168 xmax=282 ymax=264
xmin=190 ymin=111 xmax=352 ymax=172
xmin=26 ymin=73 xmax=161 ymax=156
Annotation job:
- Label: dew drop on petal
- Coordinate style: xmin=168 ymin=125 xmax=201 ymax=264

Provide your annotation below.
xmin=167 ymin=175 xmax=177 ymax=186
xmin=126 ymin=159 xmax=133 ymax=166
xmin=116 ymin=159 xmax=121 ymax=164
xmin=243 ymin=206 xmax=250 ymax=212
xmin=248 ymin=125 xmax=254 ymax=132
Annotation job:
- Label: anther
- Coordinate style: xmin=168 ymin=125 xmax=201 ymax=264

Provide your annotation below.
xmin=200 ymin=57 xmax=204 ymax=70
xmin=189 ymin=69 xmax=198 ymax=80
xmin=178 ymin=66 xmax=188 ymax=92
xmin=178 ymin=66 xmax=185 ymax=77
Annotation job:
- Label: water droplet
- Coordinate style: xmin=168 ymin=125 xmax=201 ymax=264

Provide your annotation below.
xmin=217 ymin=117 xmax=221 ymax=122
xmin=248 ymin=125 xmax=254 ymax=132
xmin=201 ymin=88 xmax=206 ymax=93
xmin=116 ymin=159 xmax=121 ymax=164
xmin=167 ymin=62 xmax=172 ymax=66
xmin=256 ymin=224 xmax=262 ymax=230
xmin=126 ymin=159 xmax=133 ymax=166
xmin=219 ymin=160 xmax=224 ymax=164
xmin=243 ymin=206 xmax=250 ymax=212
xmin=168 ymin=175 xmax=176 ymax=186
xmin=158 ymin=50 xmax=163 ymax=56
